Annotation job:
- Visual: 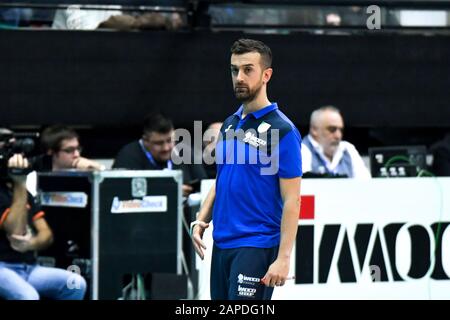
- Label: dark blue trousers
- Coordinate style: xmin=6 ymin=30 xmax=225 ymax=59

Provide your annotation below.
xmin=210 ymin=245 xmax=278 ymax=300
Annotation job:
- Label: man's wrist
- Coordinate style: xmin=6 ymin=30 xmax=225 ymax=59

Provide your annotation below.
xmin=12 ymin=181 xmax=27 ymax=188
xmin=189 ymin=220 xmax=203 ymax=236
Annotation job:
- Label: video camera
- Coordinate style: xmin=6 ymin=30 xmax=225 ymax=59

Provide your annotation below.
xmin=0 ymin=130 xmax=52 ymax=179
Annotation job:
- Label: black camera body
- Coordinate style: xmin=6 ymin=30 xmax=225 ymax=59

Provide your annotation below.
xmin=0 ymin=131 xmax=52 ymax=179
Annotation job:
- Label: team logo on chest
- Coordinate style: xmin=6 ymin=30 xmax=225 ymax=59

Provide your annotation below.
xmin=257 ymin=121 xmax=271 ymax=133
xmin=243 ymin=131 xmax=267 ymax=148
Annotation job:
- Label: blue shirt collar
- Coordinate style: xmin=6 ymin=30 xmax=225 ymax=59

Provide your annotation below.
xmin=233 ymin=103 xmax=278 ymax=120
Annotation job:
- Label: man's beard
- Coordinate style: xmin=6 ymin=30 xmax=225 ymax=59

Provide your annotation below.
xmin=325 ymin=142 xmax=340 ymax=158
xmin=234 ymin=83 xmax=262 ymax=103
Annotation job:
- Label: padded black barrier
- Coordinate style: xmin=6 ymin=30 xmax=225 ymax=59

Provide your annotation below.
xmin=37 ymin=170 xmax=183 ymax=300
xmin=1 ymin=30 xmax=450 ymax=129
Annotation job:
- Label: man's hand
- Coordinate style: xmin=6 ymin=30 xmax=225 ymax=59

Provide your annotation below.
xmin=191 ymin=221 xmax=209 ymax=260
xmin=72 ymin=157 xmax=105 ymax=170
xmin=8 ymin=154 xmax=29 ymax=184
xmin=182 ymin=184 xmax=193 ymax=197
xmin=7 ymin=232 xmax=35 ymax=253
xmin=261 ymin=257 xmax=290 ymax=287
xmin=2 ymin=154 xmax=29 ymax=235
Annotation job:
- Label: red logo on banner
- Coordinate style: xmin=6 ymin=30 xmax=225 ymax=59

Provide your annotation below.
xmin=299 ymin=195 xmax=315 ymax=220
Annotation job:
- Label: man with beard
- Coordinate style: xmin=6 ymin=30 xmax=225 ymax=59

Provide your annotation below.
xmin=302 ymin=106 xmax=370 ymax=178
xmin=112 ymin=113 xmax=207 ymax=196
xmin=191 ymin=39 xmax=302 ymax=300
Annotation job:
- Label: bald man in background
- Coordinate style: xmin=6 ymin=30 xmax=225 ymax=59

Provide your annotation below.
xmin=301 ymin=106 xmax=370 ymax=179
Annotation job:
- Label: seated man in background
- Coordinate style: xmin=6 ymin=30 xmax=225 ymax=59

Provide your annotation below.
xmin=0 ymin=130 xmax=86 ymax=300
xmin=26 ymin=125 xmax=104 ymax=195
xmin=302 ymin=106 xmax=371 ymax=178
xmin=113 ymin=113 xmax=207 ymax=196
xmin=40 ymin=125 xmax=104 ymax=171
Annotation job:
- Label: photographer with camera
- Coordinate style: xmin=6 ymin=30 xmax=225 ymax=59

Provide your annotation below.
xmin=0 ymin=129 xmax=86 ymax=300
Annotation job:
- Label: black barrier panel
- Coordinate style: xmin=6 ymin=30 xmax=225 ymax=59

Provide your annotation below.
xmin=98 ymin=176 xmax=179 ymax=299
xmin=37 ymin=176 xmax=92 ymax=265
xmin=37 ymin=174 xmax=94 ymax=298
xmin=1 ymin=31 xmax=450 ymax=129
xmin=36 ymin=171 xmax=182 ymax=300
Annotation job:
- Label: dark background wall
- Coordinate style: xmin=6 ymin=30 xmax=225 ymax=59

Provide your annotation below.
xmin=1 ymin=30 xmax=449 ymax=157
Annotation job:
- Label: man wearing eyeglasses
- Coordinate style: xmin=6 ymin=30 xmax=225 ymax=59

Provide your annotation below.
xmin=302 ymin=106 xmax=370 ymax=178
xmin=40 ymin=125 xmax=104 ymax=171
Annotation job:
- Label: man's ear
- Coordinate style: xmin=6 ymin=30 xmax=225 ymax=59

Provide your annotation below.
xmin=310 ymin=126 xmax=318 ymax=140
xmin=263 ymin=67 xmax=273 ymax=84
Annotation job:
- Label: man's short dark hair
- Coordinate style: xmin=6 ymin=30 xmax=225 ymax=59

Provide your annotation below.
xmin=230 ymin=38 xmax=272 ymax=69
xmin=41 ymin=125 xmax=79 ymax=152
xmin=143 ymin=113 xmax=174 ymax=135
